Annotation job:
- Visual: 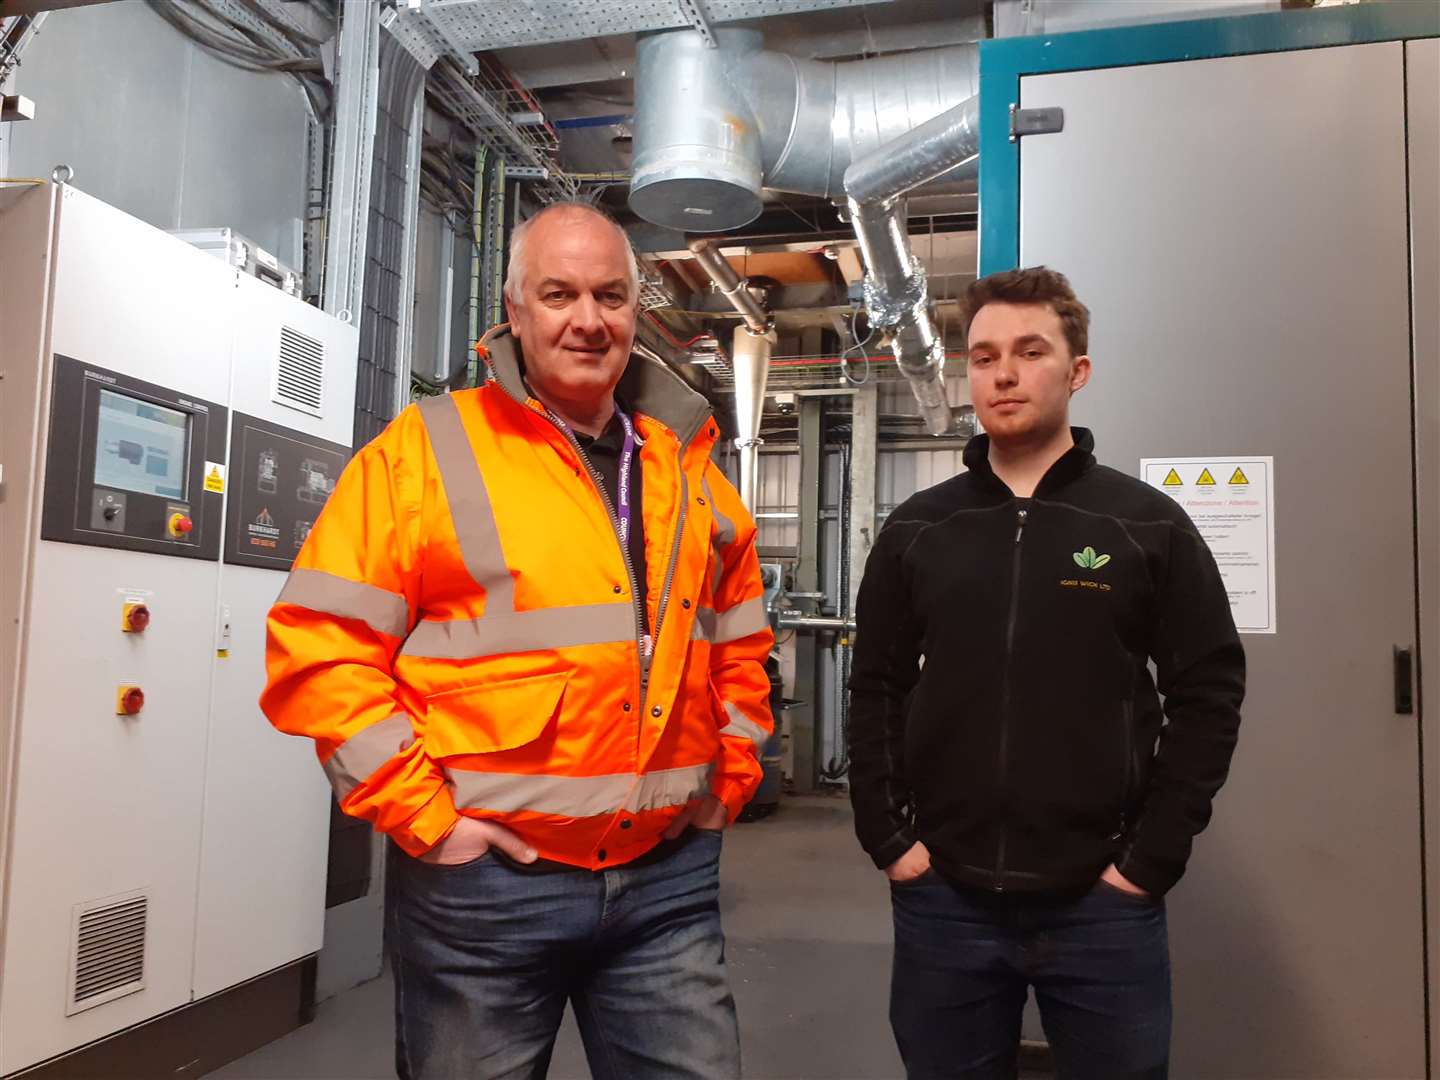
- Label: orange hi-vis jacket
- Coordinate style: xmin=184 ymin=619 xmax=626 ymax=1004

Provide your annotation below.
xmin=261 ymin=326 xmax=775 ymax=868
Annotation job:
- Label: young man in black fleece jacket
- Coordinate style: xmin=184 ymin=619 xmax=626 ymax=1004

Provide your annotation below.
xmin=848 ymin=267 xmax=1244 ymax=1080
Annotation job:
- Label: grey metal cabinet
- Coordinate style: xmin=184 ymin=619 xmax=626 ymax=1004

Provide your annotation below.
xmin=1016 ymin=40 xmax=1433 ymax=1078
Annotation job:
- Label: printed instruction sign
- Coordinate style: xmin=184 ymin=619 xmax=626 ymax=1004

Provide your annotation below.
xmin=224 ymin=412 xmax=350 ymax=571
xmin=1140 ymin=456 xmax=1276 ymax=634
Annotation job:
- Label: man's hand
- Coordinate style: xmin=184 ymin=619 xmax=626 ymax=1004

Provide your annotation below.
xmin=663 ymin=795 xmax=729 ymax=839
xmin=885 ymin=841 xmax=932 ymax=883
xmin=420 ymin=817 xmax=537 ymax=866
xmin=1100 ymin=863 xmax=1150 ymax=897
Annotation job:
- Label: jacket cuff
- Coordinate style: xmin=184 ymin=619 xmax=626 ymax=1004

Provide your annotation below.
xmin=710 ymin=776 xmax=753 ymax=824
xmin=388 ymin=788 xmax=461 ymax=857
xmin=868 ymin=827 xmax=918 ymax=871
xmin=1115 ymin=849 xmax=1183 ymax=897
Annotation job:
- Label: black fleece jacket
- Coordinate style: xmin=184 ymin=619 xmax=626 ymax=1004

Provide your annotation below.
xmin=847 ymin=429 xmax=1245 ymax=897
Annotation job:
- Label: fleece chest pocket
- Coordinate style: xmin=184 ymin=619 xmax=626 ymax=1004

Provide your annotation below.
xmin=423 ymin=669 xmax=571 ymax=757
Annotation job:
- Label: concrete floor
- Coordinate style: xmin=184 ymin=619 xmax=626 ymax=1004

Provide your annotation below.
xmin=210 ymin=795 xmax=1050 ymax=1080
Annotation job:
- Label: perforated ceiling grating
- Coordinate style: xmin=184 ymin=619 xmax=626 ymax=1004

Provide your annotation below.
xmin=414 ymin=0 xmax=885 ymax=50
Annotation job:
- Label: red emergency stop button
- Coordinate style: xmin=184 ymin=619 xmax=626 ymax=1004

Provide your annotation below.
xmin=116 ymin=685 xmax=145 ymax=716
xmin=122 ymin=601 xmax=150 ymax=633
xmin=167 ymin=512 xmax=193 ymax=538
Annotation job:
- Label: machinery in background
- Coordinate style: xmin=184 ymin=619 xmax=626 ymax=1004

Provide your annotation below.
xmin=0 ymin=183 xmax=357 ymax=1078
xmin=170 ymin=226 xmax=303 ymax=298
xmin=737 ymin=564 xmax=789 ymax=821
xmin=748 ymin=560 xmax=857 ymax=808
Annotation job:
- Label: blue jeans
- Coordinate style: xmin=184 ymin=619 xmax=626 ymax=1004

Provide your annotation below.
xmin=386 ymin=828 xmax=739 ymax=1080
xmin=890 ymin=873 xmax=1170 ymax=1080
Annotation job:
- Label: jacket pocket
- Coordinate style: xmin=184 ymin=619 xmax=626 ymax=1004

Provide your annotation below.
xmin=423 ymin=670 xmax=571 ymax=756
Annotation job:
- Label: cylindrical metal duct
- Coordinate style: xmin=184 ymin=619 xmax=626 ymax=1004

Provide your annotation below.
xmin=731 ymin=324 xmax=775 ymax=513
xmin=630 ymin=28 xmax=765 ymax=232
xmin=845 ymin=95 xmax=981 ymax=436
xmin=845 ymin=95 xmax=980 ymax=205
xmin=629 ymin=31 xmax=978 ymax=223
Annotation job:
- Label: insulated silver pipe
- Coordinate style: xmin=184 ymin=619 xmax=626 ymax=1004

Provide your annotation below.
xmin=844 ymin=95 xmax=980 ymax=436
xmin=688 ymin=238 xmax=774 ymax=512
xmin=687 ymin=238 xmax=770 ymax=335
xmin=775 ymin=613 xmax=857 ymax=633
xmin=845 ymin=96 xmax=980 ymax=207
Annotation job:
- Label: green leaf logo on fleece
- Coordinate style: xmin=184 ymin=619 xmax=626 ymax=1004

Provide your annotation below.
xmin=1073 ymin=546 xmax=1111 ymax=571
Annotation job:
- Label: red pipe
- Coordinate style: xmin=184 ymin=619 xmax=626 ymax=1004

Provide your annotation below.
xmin=643 ymin=311 xmax=711 ymax=350
xmin=768 ymin=351 xmax=967 ymax=368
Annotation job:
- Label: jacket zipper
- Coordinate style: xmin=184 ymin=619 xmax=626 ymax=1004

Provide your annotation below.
xmin=993 ymin=505 xmax=1028 ymax=892
xmin=643 ymin=449 xmax=689 ymax=707
xmin=541 ymin=413 xmax=647 ymax=708
xmin=1115 ymin=699 xmax=1135 ymax=841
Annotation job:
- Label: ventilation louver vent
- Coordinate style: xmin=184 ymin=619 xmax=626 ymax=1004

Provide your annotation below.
xmin=67 ymin=893 xmax=147 ymax=1015
xmin=274 ymin=325 xmax=325 ymax=417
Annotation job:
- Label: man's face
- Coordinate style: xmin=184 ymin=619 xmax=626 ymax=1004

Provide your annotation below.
xmin=505 ymin=210 xmax=637 ymax=411
xmin=966 ymin=301 xmax=1090 ymax=444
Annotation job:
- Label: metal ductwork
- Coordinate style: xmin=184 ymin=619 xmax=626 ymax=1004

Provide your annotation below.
xmin=631 ymin=29 xmax=766 ymax=232
xmin=688 ymin=239 xmax=773 ymax=512
xmin=729 ymin=324 xmax=775 ymax=513
xmin=844 ymin=97 xmax=980 ymax=436
xmin=630 ymin=30 xmax=979 ymax=435
xmin=631 ymin=30 xmax=978 ymax=231
xmin=688 ymin=237 xmax=770 ymax=334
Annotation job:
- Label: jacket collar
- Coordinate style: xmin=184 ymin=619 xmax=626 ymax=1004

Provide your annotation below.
xmin=479 ymin=324 xmax=714 ymax=448
xmin=962 ymin=427 xmax=1097 ymax=496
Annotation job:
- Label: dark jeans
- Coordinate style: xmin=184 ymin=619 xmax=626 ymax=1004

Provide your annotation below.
xmin=890 ymin=872 xmax=1171 ymax=1080
xmin=386 ymin=828 xmax=739 ymax=1080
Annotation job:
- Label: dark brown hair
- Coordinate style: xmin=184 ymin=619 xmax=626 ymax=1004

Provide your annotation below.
xmin=961 ymin=266 xmax=1091 ymax=358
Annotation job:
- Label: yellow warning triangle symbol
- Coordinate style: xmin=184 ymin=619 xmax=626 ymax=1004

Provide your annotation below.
xmin=1196 ymin=468 xmax=1217 ymax=486
xmin=1162 ymin=468 xmax=1183 ymax=487
xmin=1229 ymin=466 xmax=1250 ymax=485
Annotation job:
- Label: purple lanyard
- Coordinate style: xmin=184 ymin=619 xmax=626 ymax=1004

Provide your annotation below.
xmin=612 ymin=409 xmax=640 ymax=547
xmin=545 ymin=405 xmax=641 ymax=543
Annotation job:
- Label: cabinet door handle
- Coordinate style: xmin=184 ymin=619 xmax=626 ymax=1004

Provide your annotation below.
xmin=1395 ymin=646 xmax=1415 ymax=715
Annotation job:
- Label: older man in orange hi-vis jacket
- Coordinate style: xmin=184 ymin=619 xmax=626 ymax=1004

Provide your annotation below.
xmin=261 ymin=201 xmax=773 ymax=1080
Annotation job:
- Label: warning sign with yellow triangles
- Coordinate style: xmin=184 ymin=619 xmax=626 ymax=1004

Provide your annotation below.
xmin=1141 ymin=455 xmax=1275 ymax=634
xmin=204 ymin=461 xmax=226 ymax=494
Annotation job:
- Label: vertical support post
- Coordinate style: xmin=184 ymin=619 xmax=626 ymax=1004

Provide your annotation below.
xmin=303 ymin=117 xmax=327 ymax=301
xmin=847 ymin=380 xmax=879 ymax=615
xmin=393 ymin=88 xmax=424 ymax=416
xmin=322 ymin=3 xmax=381 ymax=319
xmin=488 ymin=158 xmax=506 ymax=327
xmin=435 ymin=209 xmax=456 ymax=381
xmin=468 ymin=143 xmax=486 ymax=363
xmin=791 ymin=396 xmax=824 ymax=792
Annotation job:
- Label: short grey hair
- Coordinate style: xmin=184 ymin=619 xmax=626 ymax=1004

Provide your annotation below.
xmin=503 ymin=201 xmax=640 ymax=308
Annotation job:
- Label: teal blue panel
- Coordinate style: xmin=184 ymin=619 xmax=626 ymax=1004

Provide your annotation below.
xmin=978 ymin=0 xmax=1439 ymax=274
